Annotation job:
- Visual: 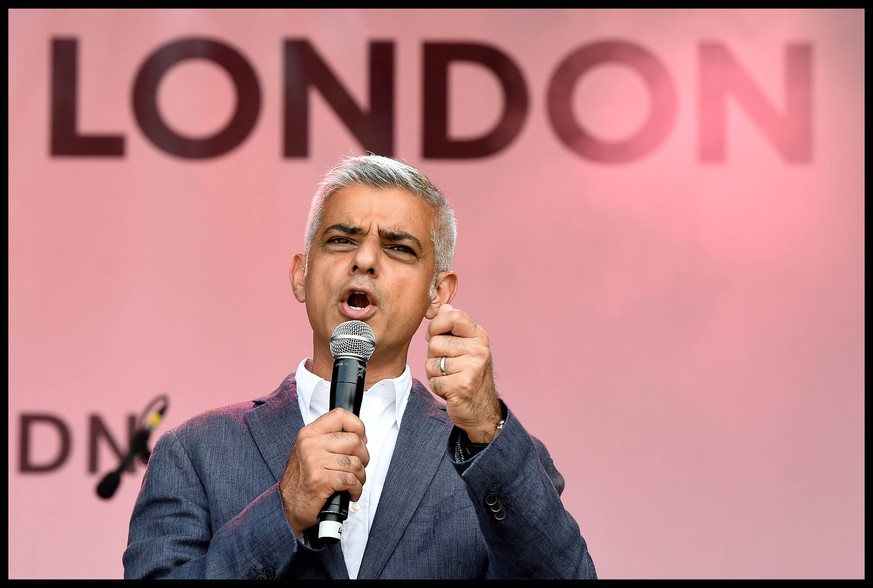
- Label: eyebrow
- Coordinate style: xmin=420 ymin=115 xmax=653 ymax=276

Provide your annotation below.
xmin=323 ymin=223 xmax=424 ymax=251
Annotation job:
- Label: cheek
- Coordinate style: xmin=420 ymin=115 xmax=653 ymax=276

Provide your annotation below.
xmin=303 ymin=275 xmax=330 ymax=308
xmin=392 ymin=286 xmax=432 ymax=317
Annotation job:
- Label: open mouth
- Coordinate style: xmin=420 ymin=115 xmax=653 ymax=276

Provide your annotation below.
xmin=347 ymin=291 xmax=371 ymax=310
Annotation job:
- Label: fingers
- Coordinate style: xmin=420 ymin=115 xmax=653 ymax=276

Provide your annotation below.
xmin=305 ymin=408 xmax=369 ymax=488
xmin=426 ymin=303 xmax=484 ymax=341
xmin=426 ymin=304 xmax=488 ymax=367
xmin=426 ymin=306 xmax=490 ymax=380
xmin=428 ymin=353 xmax=475 ymax=379
xmin=424 ymin=305 xmax=502 ymax=443
xmin=425 ymin=305 xmax=493 ymax=395
xmin=279 ymin=408 xmax=369 ymax=535
xmin=309 ymin=406 xmax=368 ymax=446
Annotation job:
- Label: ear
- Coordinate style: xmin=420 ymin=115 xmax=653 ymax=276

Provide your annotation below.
xmin=425 ymin=271 xmax=459 ymax=319
xmin=289 ymin=252 xmax=307 ymax=303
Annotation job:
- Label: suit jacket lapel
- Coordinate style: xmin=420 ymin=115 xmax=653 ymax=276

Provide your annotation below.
xmin=245 ymin=374 xmax=303 ymax=482
xmin=244 ymin=373 xmax=351 ymax=579
xmin=357 ymin=381 xmax=452 ymax=579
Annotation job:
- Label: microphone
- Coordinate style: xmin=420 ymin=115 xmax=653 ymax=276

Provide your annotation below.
xmin=317 ymin=320 xmax=376 ymax=543
xmin=96 ymin=394 xmax=169 ymax=500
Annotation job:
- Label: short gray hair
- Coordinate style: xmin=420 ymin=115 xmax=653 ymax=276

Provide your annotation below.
xmin=304 ymin=154 xmax=457 ymax=274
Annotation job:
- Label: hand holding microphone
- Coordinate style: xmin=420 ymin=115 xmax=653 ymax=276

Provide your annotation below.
xmin=316 ymin=320 xmax=377 ymax=542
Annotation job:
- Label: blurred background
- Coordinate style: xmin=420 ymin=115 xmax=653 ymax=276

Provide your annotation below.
xmin=8 ymin=9 xmax=864 ymax=579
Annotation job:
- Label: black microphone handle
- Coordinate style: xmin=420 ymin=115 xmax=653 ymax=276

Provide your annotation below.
xmin=96 ymin=469 xmax=122 ymax=499
xmin=95 ymin=395 xmax=168 ymax=500
xmin=317 ymin=356 xmax=367 ymax=543
xmin=129 ymin=428 xmax=151 ymax=458
xmin=95 ymin=427 xmax=152 ymax=499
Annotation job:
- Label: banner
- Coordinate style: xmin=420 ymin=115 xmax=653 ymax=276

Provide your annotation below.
xmin=8 ymin=9 xmax=864 ymax=579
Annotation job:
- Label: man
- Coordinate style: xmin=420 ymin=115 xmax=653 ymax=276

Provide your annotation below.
xmin=123 ymin=154 xmax=597 ymax=579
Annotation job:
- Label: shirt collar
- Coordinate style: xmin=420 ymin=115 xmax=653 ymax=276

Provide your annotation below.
xmin=294 ymin=358 xmax=412 ymax=426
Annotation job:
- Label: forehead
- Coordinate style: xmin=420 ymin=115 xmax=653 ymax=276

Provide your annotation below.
xmin=321 ymin=184 xmax=436 ymax=238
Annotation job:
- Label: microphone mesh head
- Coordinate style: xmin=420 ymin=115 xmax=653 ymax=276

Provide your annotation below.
xmin=330 ymin=320 xmax=376 ymax=360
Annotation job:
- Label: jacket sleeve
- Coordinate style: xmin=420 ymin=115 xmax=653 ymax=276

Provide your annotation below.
xmin=451 ymin=405 xmax=598 ymax=579
xmin=122 ymin=428 xmax=322 ymax=579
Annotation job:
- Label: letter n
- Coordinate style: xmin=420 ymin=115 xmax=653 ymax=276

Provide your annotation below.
xmin=283 ymin=40 xmax=394 ymax=157
xmin=699 ymin=42 xmax=813 ymax=162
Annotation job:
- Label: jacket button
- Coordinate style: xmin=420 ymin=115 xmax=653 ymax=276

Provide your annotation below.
xmin=485 ymin=494 xmax=506 ymax=520
xmin=263 ymin=567 xmax=275 ymax=579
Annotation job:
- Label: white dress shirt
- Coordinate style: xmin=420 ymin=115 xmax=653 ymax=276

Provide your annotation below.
xmin=294 ymin=358 xmax=411 ymax=579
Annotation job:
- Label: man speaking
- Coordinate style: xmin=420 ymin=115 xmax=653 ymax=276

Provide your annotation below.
xmin=123 ymin=154 xmax=598 ymax=579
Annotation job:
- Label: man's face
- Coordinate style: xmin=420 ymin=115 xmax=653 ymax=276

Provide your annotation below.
xmin=291 ymin=184 xmax=447 ymax=375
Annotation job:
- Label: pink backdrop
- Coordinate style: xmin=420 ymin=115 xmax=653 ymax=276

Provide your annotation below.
xmin=8 ymin=9 xmax=864 ymax=579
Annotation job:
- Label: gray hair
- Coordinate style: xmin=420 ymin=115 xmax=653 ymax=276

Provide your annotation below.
xmin=303 ymin=154 xmax=457 ymax=275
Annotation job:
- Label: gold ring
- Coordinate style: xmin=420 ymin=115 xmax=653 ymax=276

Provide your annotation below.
xmin=439 ymin=356 xmax=447 ymax=375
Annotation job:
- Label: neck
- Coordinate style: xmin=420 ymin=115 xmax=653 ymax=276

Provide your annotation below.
xmin=308 ymin=350 xmax=407 ymax=390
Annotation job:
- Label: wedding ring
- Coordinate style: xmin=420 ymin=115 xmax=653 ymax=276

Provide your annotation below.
xmin=439 ymin=356 xmax=447 ymax=375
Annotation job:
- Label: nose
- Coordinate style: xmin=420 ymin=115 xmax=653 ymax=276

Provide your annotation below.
xmin=351 ymin=235 xmax=379 ymax=276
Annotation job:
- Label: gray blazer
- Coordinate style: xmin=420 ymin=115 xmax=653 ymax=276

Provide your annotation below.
xmin=123 ymin=373 xmax=597 ymax=579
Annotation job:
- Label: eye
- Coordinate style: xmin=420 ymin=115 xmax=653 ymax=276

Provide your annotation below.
xmin=325 ymin=236 xmax=356 ymax=250
xmin=385 ymin=243 xmax=420 ymax=262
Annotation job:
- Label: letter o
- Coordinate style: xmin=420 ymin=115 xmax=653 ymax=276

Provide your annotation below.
xmin=132 ymin=37 xmax=261 ymax=159
xmin=547 ymin=40 xmax=677 ymax=163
